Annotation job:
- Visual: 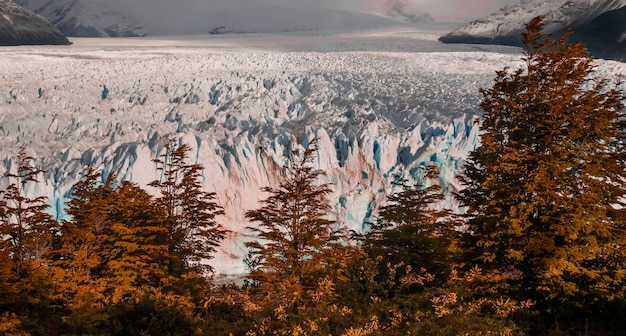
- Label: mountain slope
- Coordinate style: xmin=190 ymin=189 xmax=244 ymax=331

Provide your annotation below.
xmin=572 ymin=0 xmax=626 ymax=24
xmin=0 ymin=0 xmax=70 ymax=46
xmin=15 ymin=0 xmax=147 ymax=37
xmin=15 ymin=0 xmax=417 ymax=37
xmin=440 ymin=0 xmax=593 ymax=46
xmin=570 ymin=4 xmax=626 ymax=61
xmin=440 ymin=0 xmax=626 ymax=61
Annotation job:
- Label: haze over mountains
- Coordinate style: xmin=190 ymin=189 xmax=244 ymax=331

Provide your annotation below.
xmin=13 ymin=0 xmax=436 ymax=38
xmin=441 ymin=0 xmax=626 ymax=61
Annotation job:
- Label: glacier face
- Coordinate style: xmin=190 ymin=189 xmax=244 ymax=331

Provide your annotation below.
xmin=1 ymin=29 xmax=534 ymax=275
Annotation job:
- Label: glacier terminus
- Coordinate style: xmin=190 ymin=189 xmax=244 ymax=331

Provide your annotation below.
xmin=3 ymin=27 xmax=625 ymax=277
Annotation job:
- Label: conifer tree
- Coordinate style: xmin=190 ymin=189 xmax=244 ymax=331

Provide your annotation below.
xmin=243 ymin=139 xmax=345 ymax=334
xmin=365 ymin=165 xmax=458 ymax=286
xmin=458 ymin=16 xmax=626 ymax=321
xmin=52 ymin=168 xmax=116 ymax=333
xmin=150 ymin=139 xmax=225 ymax=276
xmin=245 ymin=141 xmax=341 ymax=288
xmin=0 ymin=148 xmax=58 ymax=277
xmin=0 ymin=148 xmax=60 ymax=333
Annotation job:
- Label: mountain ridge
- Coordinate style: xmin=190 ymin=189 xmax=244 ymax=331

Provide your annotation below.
xmin=440 ymin=0 xmax=626 ymax=61
xmin=0 ymin=0 xmax=71 ymax=45
xmin=15 ymin=0 xmax=147 ymax=37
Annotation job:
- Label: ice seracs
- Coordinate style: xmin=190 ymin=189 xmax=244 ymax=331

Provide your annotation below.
xmin=10 ymin=29 xmax=620 ymax=276
xmin=0 ymin=31 xmax=525 ymax=275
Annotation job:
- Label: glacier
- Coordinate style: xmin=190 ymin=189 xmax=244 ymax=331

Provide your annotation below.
xmin=3 ymin=28 xmax=624 ymax=276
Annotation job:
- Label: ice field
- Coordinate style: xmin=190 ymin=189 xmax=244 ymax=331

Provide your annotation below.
xmin=2 ymin=26 xmax=625 ymax=276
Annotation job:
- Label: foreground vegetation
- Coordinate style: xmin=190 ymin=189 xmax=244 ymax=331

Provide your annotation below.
xmin=3 ymin=17 xmax=626 ymax=335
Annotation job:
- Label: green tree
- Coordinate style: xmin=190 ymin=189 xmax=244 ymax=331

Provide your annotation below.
xmin=150 ymin=139 xmax=225 ymax=276
xmin=458 ymin=16 xmax=626 ymax=328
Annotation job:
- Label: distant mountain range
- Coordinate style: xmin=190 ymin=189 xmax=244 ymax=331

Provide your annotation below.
xmin=13 ymin=0 xmax=432 ymax=38
xmin=0 ymin=0 xmax=70 ymax=45
xmin=440 ymin=0 xmax=626 ymax=61
xmin=15 ymin=0 xmax=147 ymax=37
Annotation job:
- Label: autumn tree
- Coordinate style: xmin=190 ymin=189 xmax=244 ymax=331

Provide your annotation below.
xmin=55 ymin=168 xmax=115 ymax=282
xmin=54 ymin=170 xmax=169 ymax=303
xmin=330 ymin=165 xmax=464 ymax=334
xmin=365 ymin=164 xmax=459 ymax=287
xmin=245 ymin=140 xmax=341 ymax=286
xmin=243 ymin=140 xmax=346 ymax=333
xmin=458 ymin=16 xmax=626 ymax=330
xmin=0 ymin=148 xmax=60 ymax=333
xmin=0 ymin=148 xmax=58 ymax=277
xmin=150 ymin=139 xmax=225 ymax=276
xmin=52 ymin=168 xmax=117 ymax=333
xmin=96 ymin=181 xmax=170 ymax=301
xmin=56 ymin=167 xmax=200 ymax=335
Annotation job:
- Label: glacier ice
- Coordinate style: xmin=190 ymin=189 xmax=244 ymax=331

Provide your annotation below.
xmin=4 ymin=31 xmax=623 ymax=276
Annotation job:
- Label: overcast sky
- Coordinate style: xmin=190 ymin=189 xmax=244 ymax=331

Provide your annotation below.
xmin=113 ymin=0 xmax=520 ymax=22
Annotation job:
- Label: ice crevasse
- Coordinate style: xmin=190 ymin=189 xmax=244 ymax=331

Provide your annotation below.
xmin=0 ymin=49 xmax=537 ymax=275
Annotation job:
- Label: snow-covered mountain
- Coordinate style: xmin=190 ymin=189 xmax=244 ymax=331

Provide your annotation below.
xmin=572 ymin=0 xmax=626 ymax=24
xmin=15 ymin=0 xmax=147 ymax=37
xmin=440 ymin=0 xmax=598 ymax=46
xmin=0 ymin=0 xmax=70 ymax=45
xmin=440 ymin=0 xmax=626 ymax=61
